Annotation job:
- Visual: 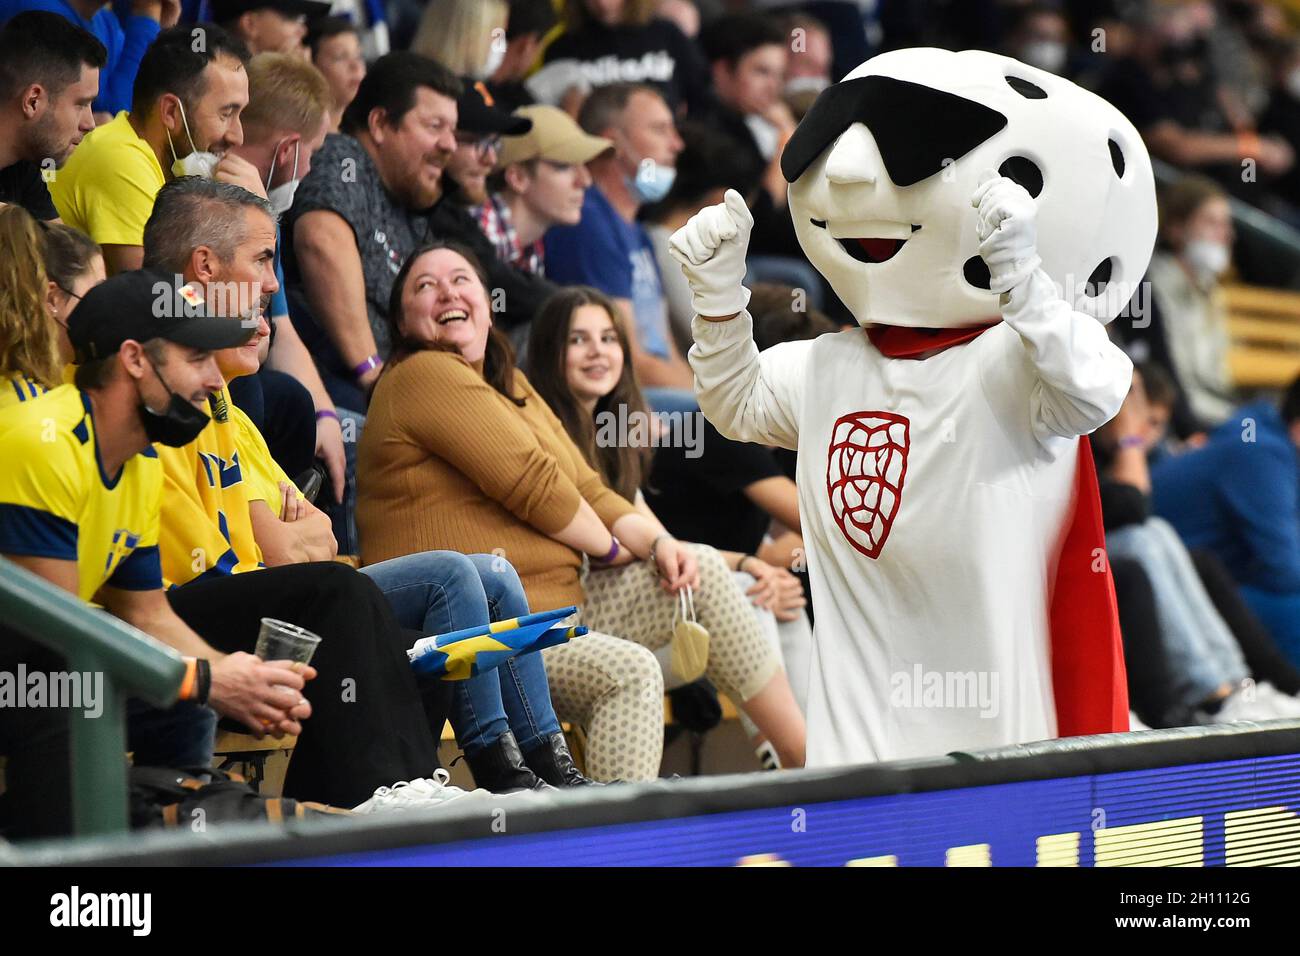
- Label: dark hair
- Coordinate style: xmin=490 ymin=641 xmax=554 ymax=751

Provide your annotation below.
xmin=525 ymin=286 xmax=651 ymax=500
xmin=747 ymin=282 xmax=837 ymax=352
xmin=307 ymin=15 xmax=359 ymax=57
xmin=73 ymin=355 xmax=113 ymax=390
xmin=0 ymin=12 xmax=106 ymax=103
xmin=577 ymin=81 xmax=658 ymax=136
xmin=698 ymin=12 xmax=787 ymax=67
xmin=506 ymin=0 xmax=558 ymax=39
xmin=1282 ymin=374 xmax=1300 ymax=426
xmin=642 ymin=120 xmax=762 ymax=221
xmin=144 ymin=177 xmax=275 ymax=274
xmin=384 ymin=240 xmax=524 ymax=405
xmin=1158 ymin=174 xmax=1228 ymax=246
xmin=132 ymin=23 xmax=251 ymax=117
xmin=1136 ymin=361 xmax=1178 ymax=409
xmin=341 ymin=51 xmax=461 ymax=136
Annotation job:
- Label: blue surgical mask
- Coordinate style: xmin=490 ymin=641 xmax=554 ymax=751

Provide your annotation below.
xmin=626 ymin=159 xmax=676 ymax=204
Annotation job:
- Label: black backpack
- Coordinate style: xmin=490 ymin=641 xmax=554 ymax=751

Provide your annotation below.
xmin=128 ymin=766 xmax=350 ymax=830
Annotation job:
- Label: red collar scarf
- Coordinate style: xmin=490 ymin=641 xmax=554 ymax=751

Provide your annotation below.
xmin=866 ymin=320 xmax=1130 ymax=739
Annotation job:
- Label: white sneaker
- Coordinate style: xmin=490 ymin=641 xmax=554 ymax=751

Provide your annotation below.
xmin=1251 ymin=682 xmax=1300 ymax=718
xmin=1209 ymin=687 xmax=1278 ymax=724
xmin=351 ymin=768 xmax=493 ymax=814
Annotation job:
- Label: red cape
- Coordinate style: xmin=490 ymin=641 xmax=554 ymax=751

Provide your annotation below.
xmin=866 ymin=322 xmax=1130 ymax=737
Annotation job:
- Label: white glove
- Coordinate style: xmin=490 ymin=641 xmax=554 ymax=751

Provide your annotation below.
xmin=667 ymin=188 xmax=753 ymax=318
xmin=970 ymin=171 xmax=1042 ymax=294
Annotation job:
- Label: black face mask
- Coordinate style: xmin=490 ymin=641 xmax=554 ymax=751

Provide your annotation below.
xmin=139 ymin=361 xmax=210 ymax=447
xmin=1161 ymin=34 xmax=1210 ymax=67
xmin=780 ymin=74 xmax=1008 ymax=186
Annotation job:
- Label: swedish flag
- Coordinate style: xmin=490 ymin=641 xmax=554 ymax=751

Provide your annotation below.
xmin=408 ymin=606 xmax=586 ymax=680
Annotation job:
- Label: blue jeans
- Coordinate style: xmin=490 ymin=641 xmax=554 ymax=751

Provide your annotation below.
xmin=1106 ymin=518 xmax=1247 ymax=708
xmin=644 ymin=387 xmax=699 ymax=417
xmin=360 ymin=551 xmax=563 ymax=754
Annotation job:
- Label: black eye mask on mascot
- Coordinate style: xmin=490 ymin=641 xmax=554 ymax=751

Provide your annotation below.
xmin=780 ymin=75 xmax=1009 ymax=186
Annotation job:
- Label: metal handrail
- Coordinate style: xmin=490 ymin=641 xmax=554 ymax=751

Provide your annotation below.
xmin=0 ymin=556 xmax=185 ymax=835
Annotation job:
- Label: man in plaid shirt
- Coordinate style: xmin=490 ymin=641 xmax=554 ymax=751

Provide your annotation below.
xmin=475 ymin=104 xmax=612 ymax=278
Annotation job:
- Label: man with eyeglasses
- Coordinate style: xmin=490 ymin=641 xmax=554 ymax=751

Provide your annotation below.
xmin=443 ymin=82 xmax=526 ymax=210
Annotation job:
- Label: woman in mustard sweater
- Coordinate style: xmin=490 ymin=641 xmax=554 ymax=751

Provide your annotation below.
xmin=357 ymin=241 xmax=805 ymax=779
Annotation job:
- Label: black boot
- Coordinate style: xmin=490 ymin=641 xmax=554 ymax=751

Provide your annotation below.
xmin=523 ymin=732 xmax=605 ymax=787
xmin=463 ymin=730 xmax=554 ymax=793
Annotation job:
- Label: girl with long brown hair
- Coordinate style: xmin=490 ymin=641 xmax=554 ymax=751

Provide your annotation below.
xmin=526 ymin=285 xmax=814 ymax=763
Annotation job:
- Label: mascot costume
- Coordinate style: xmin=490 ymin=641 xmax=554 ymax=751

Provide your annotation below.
xmin=669 ymin=48 xmax=1157 ymax=767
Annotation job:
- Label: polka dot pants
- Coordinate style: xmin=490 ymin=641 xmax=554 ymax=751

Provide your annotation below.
xmin=541 ymin=543 xmax=782 ymax=782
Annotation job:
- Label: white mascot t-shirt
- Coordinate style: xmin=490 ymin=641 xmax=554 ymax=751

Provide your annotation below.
xmin=688 ymin=48 xmax=1156 ymax=767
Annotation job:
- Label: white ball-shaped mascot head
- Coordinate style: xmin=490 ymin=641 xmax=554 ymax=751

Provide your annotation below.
xmin=784 ymin=48 xmax=1157 ymax=328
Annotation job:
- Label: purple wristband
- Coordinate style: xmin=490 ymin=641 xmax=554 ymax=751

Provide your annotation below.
xmin=596 ymin=536 xmax=620 ymax=564
xmin=1117 ymin=435 xmax=1145 ymax=450
xmin=352 ymin=354 xmax=383 ymax=379
xmin=315 ymin=409 xmax=340 ymax=424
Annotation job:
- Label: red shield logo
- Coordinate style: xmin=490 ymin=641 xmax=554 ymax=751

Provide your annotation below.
xmin=826 ymin=411 xmax=910 ymax=559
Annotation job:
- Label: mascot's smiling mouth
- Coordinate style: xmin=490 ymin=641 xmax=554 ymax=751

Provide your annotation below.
xmin=811 ymin=218 xmax=921 ymax=264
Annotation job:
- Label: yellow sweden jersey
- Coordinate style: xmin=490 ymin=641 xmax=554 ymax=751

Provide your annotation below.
xmin=230 ymin=399 xmax=302 ymax=507
xmin=157 ymin=386 xmax=265 ymax=588
xmin=0 ymin=372 xmax=49 ymax=412
xmin=0 ymin=385 xmax=163 ymax=601
xmin=0 ymin=368 xmax=96 ymax=412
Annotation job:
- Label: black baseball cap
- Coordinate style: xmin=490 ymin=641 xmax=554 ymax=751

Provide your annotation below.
xmin=210 ymin=0 xmax=331 ymax=22
xmin=68 ymin=270 xmax=257 ymax=364
xmin=457 ymin=80 xmax=532 ymax=137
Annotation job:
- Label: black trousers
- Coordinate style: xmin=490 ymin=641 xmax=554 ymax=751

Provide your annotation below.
xmin=167 ymin=562 xmax=450 ymax=808
xmin=1190 ymin=549 xmax=1300 ymax=695
xmin=1111 ymin=555 xmax=1187 ymax=727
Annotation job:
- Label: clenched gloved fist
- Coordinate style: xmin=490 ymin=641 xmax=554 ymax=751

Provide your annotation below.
xmin=971 ymin=170 xmax=1042 ymax=294
xmin=667 ymin=188 xmax=754 ymax=318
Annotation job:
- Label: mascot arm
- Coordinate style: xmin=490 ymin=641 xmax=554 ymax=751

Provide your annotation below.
xmin=1000 ymin=269 xmax=1134 ymax=444
xmin=689 ymin=310 xmax=810 ymax=451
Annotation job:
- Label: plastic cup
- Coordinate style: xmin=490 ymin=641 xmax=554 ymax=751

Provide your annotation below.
xmin=255 ymin=617 xmax=321 ymax=665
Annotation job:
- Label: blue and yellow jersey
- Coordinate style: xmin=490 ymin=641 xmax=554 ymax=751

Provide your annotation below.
xmin=0 ymin=367 xmax=75 ymax=412
xmin=157 ymin=385 xmax=265 ymax=588
xmin=0 ymin=384 xmax=163 ymax=602
xmin=230 ymin=398 xmax=303 ymax=508
xmin=0 ymin=372 xmax=50 ymax=412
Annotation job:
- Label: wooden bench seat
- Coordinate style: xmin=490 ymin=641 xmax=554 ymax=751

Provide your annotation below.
xmin=1223 ymin=284 xmax=1300 ymax=388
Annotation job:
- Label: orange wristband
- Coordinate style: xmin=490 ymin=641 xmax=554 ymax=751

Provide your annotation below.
xmin=1237 ymin=131 xmax=1261 ymax=160
xmin=179 ymin=657 xmax=198 ymax=700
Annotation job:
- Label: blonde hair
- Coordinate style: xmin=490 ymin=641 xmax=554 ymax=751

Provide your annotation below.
xmin=242 ymin=52 xmax=333 ymax=138
xmin=565 ymin=0 xmax=658 ymax=29
xmin=0 ymin=205 xmax=62 ymax=388
xmin=411 ymin=0 xmax=508 ymax=76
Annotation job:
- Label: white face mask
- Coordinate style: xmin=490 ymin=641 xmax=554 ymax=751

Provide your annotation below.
xmin=1286 ymin=67 xmax=1300 ymax=101
xmin=166 ymin=97 xmax=220 ymax=179
xmin=479 ymin=38 xmax=506 ymax=80
xmin=1183 ymin=238 xmax=1230 ymax=280
xmin=1021 ymin=40 xmax=1067 ymax=75
xmin=265 ymin=138 xmax=301 ymax=215
xmin=785 ymin=75 xmax=830 ymax=97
